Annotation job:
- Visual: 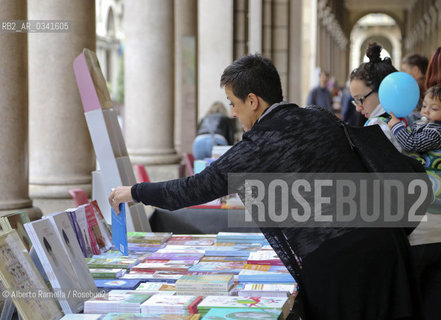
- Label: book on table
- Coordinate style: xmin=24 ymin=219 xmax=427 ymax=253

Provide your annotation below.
xmin=0 ymin=229 xmax=62 ymax=320
xmin=84 ymin=292 xmax=152 ymax=314
xmin=112 ymin=203 xmax=128 ymax=255
xmin=45 ymin=210 xmax=97 ymax=291
xmin=202 ymin=307 xmax=282 ymax=320
xmin=24 ymin=218 xmax=87 ymax=313
xmin=140 ymin=294 xmax=203 ymax=315
xmin=94 ymin=279 xmax=141 ymax=290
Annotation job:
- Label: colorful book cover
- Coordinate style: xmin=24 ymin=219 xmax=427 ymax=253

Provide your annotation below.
xmin=158 ymin=245 xmax=209 ymax=253
xmin=90 ymin=199 xmax=112 ymax=250
xmin=86 ymin=257 xmax=139 ymax=269
xmin=197 ymin=296 xmax=288 ymax=313
xmin=73 ymin=206 xmax=95 ymax=257
xmin=140 ymin=294 xmax=202 ymax=314
xmin=112 ymin=203 xmax=128 ymax=256
xmin=202 ymin=307 xmax=281 ymax=320
xmin=0 ymin=230 xmax=63 ymax=320
xmin=147 ymin=252 xmax=203 ymax=261
xmin=136 ymin=282 xmax=176 ymax=292
xmin=200 ymin=256 xmax=248 ymax=262
xmin=46 ymin=211 xmax=98 ymax=291
xmin=89 ymin=268 xmax=126 ymax=279
xmin=5 ymin=212 xmax=32 ymax=251
xmin=175 ymin=274 xmax=234 ymax=291
xmin=132 ymin=261 xmax=194 ymax=273
xmin=188 ymin=262 xmax=245 ymax=274
xmin=24 ymin=219 xmax=85 ymax=313
xmin=216 ymin=232 xmax=265 ymax=241
xmin=94 ymin=279 xmax=141 ymax=290
xmin=66 ymin=208 xmax=88 ymax=257
xmin=127 ymin=232 xmax=172 ymax=244
xmin=238 ymin=265 xmax=294 ymax=283
xmin=204 ymin=244 xmax=261 ymax=257
xmin=84 ymin=293 xmax=152 ymax=314
xmin=238 ymin=283 xmax=297 ymax=297
xmin=247 ymin=251 xmax=283 ymax=266
xmin=99 ymin=313 xmax=200 ymax=320
xmin=83 ymin=203 xmax=105 ymax=253
xmin=121 ymin=272 xmax=182 ymax=283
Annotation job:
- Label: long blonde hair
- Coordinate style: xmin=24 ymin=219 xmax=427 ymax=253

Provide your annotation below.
xmin=206 ymin=101 xmax=228 ymax=117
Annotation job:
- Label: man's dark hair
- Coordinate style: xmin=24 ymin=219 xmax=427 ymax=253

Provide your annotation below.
xmin=220 ymin=54 xmax=283 ymax=105
xmin=350 ymin=42 xmax=398 ymax=91
xmin=403 ymin=54 xmax=429 ymax=75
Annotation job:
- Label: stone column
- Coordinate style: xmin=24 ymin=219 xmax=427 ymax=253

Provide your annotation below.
xmin=0 ymin=0 xmax=41 ymax=220
xmin=198 ymin=0 xmax=234 ymax=118
xmin=248 ymin=0 xmax=263 ymax=54
xmin=28 ymin=0 xmax=96 ymax=214
xmin=272 ymin=0 xmax=289 ymax=98
xmin=288 ymin=0 xmax=303 ymax=103
xmin=174 ymin=0 xmax=197 ymax=155
xmin=125 ymin=0 xmax=180 ymax=172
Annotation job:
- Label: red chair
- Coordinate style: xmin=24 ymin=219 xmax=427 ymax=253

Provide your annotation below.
xmin=68 ymin=188 xmax=89 ymax=206
xmin=135 ymin=164 xmax=151 ymax=182
xmin=183 ymin=152 xmax=194 ymax=176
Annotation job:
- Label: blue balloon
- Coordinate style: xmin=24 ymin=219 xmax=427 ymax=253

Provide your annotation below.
xmin=378 ymin=72 xmax=420 ymax=118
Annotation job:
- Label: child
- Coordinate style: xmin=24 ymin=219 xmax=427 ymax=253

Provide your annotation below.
xmin=388 ymin=83 xmax=441 ymax=153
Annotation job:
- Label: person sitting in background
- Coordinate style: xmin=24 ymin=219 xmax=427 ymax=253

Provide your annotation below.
xmin=388 ymin=84 xmax=441 ymax=153
xmin=192 ymin=101 xmax=235 ymax=160
xmin=306 ymin=70 xmax=333 ymax=111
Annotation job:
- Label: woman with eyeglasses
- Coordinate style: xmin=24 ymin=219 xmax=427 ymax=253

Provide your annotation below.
xmin=349 ymin=42 xmax=402 ymax=151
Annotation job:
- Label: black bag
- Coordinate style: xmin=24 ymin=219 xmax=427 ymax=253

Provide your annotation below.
xmin=307 ymin=105 xmax=427 ymax=173
xmin=307 ymin=105 xmax=432 ymax=235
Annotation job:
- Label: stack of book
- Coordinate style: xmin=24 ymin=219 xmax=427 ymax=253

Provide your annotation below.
xmin=86 ymin=257 xmax=139 ymax=270
xmin=166 ymin=235 xmax=216 ymax=246
xmin=196 ymin=296 xmax=289 ymax=317
xmin=187 ymin=262 xmax=245 ymax=274
xmin=140 ymin=295 xmax=203 ymax=315
xmin=127 ymin=232 xmax=172 ymax=245
xmin=175 ymin=274 xmax=234 ymax=296
xmin=84 ymin=293 xmax=152 ymax=314
xmin=204 ymin=243 xmax=262 ymax=257
xmin=90 ymin=313 xmax=201 ymax=320
xmin=89 ymin=268 xmax=126 ymax=279
xmin=238 ymin=264 xmax=295 ymax=283
xmin=94 ymin=279 xmax=141 ymax=291
xmin=238 ymin=283 xmax=297 ymax=298
xmin=216 ymin=232 xmax=267 ymax=244
xmin=131 ymin=260 xmax=196 ymax=273
xmin=134 ymin=282 xmax=176 ymax=295
xmin=121 ymin=272 xmax=183 ymax=283
xmin=202 ymin=307 xmax=282 ymax=320
xmin=247 ymin=250 xmax=284 ymax=266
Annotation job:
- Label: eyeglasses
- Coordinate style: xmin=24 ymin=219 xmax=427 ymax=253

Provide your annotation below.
xmin=351 ymin=89 xmax=375 ymax=107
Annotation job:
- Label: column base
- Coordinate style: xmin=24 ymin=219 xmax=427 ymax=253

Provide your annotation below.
xmin=29 ymin=183 xmax=92 ymax=216
xmin=129 ymin=151 xmax=181 ymax=165
xmin=142 ymin=163 xmax=181 ymax=181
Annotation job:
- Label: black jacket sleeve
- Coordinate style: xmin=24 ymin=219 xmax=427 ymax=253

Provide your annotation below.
xmin=131 ymin=135 xmax=262 ymax=211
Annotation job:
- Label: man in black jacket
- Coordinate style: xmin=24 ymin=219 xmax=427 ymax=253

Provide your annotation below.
xmin=109 ymin=54 xmax=423 ymax=320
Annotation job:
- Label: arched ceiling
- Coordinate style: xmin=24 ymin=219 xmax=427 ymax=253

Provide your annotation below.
xmin=342 ymin=0 xmax=414 ymax=36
